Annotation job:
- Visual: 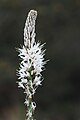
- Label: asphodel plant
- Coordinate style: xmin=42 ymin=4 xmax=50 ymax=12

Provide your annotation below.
xmin=17 ymin=10 xmax=47 ymax=120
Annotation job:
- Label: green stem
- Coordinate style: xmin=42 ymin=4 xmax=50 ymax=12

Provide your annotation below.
xmin=26 ymin=66 xmax=34 ymax=120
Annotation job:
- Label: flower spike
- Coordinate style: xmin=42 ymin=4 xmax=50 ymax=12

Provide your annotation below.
xmin=17 ymin=10 xmax=46 ymax=120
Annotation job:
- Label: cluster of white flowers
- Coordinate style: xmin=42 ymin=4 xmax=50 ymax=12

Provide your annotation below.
xmin=17 ymin=10 xmax=46 ymax=120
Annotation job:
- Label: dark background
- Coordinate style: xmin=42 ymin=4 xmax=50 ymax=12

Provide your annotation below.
xmin=0 ymin=0 xmax=80 ymax=120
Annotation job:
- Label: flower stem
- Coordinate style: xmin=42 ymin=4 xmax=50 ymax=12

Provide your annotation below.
xmin=25 ymin=66 xmax=34 ymax=120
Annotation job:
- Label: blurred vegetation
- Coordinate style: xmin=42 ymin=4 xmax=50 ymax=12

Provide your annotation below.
xmin=0 ymin=0 xmax=80 ymax=120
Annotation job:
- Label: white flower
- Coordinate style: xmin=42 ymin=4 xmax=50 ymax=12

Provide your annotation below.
xmin=17 ymin=10 xmax=47 ymax=120
xmin=32 ymin=102 xmax=36 ymax=110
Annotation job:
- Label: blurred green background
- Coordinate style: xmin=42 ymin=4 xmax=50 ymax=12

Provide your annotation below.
xmin=0 ymin=0 xmax=80 ymax=120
